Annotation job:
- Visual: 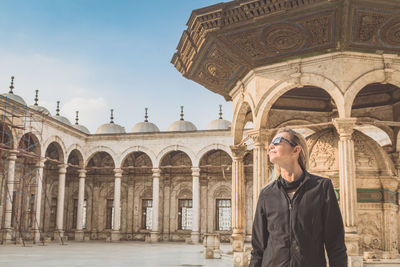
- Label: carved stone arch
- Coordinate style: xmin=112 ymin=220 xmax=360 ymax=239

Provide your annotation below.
xmin=85 ymin=146 xmax=117 ymax=168
xmin=353 ymin=130 xmax=395 ymax=176
xmin=307 ymin=128 xmax=338 ymax=174
xmin=67 ymin=148 xmax=84 ymax=168
xmin=18 ymin=132 xmax=41 ymax=156
xmin=120 ymin=145 xmax=156 ymax=169
xmin=232 ymin=100 xmax=255 ymax=145
xmin=344 ymin=69 xmax=400 ymax=117
xmin=0 ymin=121 xmax=16 ymax=150
xmin=177 ymin=187 xmax=193 ymax=199
xmin=139 ymin=187 xmax=153 ymax=199
xmin=255 ymin=73 xmax=345 ymax=129
xmin=43 ymin=136 xmax=67 ymax=163
xmin=100 ymin=183 xmax=128 ymax=199
xmin=195 ymin=144 xmax=232 ymax=167
xmin=210 ymin=183 xmax=231 ymax=199
xmin=352 ymin=117 xmax=394 ymax=147
xmin=156 ymin=145 xmax=195 ymax=167
xmin=66 ymin=144 xmax=85 ymax=167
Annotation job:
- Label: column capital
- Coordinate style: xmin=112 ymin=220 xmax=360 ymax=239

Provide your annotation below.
xmin=191 ymin=167 xmax=200 ymax=177
xmin=230 ymin=144 xmax=247 ymax=160
xmin=247 ymin=129 xmax=272 ymax=145
xmin=58 ymin=164 xmax=68 ymax=174
xmin=78 ymin=169 xmax=87 ymax=178
xmin=113 ymin=168 xmax=123 ymax=178
xmin=333 ymin=118 xmax=357 ymax=139
xmin=36 ymin=158 xmax=46 ymax=168
xmin=7 ymin=150 xmax=18 ymax=161
xmin=152 ymin=168 xmax=161 ymax=178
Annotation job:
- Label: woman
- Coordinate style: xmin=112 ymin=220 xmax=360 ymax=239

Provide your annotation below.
xmin=249 ymin=127 xmax=347 ymax=267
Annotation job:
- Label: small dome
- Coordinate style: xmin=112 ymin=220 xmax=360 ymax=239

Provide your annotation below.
xmin=132 ymin=122 xmax=160 ymax=133
xmin=73 ymin=124 xmax=90 ymax=134
xmin=131 ymin=108 xmax=160 ymax=133
xmin=52 ymin=100 xmax=71 ymax=125
xmin=29 ymin=89 xmax=50 ymax=115
xmin=168 ymin=106 xmax=197 ymax=132
xmin=206 ymin=119 xmax=231 ymax=130
xmin=53 ymin=115 xmax=72 ymax=125
xmin=2 ymin=76 xmax=27 ymax=106
xmin=30 ymin=105 xmax=50 ymax=115
xmin=96 ymin=109 xmax=126 ymax=134
xmin=96 ymin=123 xmax=125 ymax=134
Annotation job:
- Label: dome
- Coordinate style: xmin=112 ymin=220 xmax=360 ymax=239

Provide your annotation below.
xmin=52 ymin=100 xmax=71 ymax=125
xmin=168 ymin=120 xmax=197 ymax=132
xmin=131 ymin=122 xmax=160 ymax=133
xmin=2 ymin=77 xmax=27 ymax=106
xmin=53 ymin=115 xmax=72 ymax=125
xmin=95 ymin=109 xmax=126 ymax=134
xmin=168 ymin=106 xmax=197 ymax=132
xmin=131 ymin=108 xmax=160 ymax=133
xmin=206 ymin=119 xmax=231 ymax=130
xmin=30 ymin=105 xmax=50 ymax=115
xmin=96 ymin=123 xmax=125 ymax=134
xmin=73 ymin=124 xmax=90 ymax=134
xmin=206 ymin=105 xmax=231 ymax=130
xmin=29 ymin=89 xmax=50 ymax=115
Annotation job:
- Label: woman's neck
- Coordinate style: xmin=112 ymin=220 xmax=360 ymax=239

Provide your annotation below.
xmin=280 ymin=163 xmax=304 ymax=183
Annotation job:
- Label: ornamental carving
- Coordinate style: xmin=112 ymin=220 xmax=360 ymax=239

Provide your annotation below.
xmin=298 ymin=13 xmax=333 ymax=47
xmin=356 ymin=14 xmax=386 ymax=43
xmin=262 ymin=23 xmax=307 ymax=53
xmin=380 ymin=18 xmax=400 ymax=47
xmin=353 ymin=132 xmax=377 ymax=170
xmin=309 ymin=131 xmax=337 ymax=171
xmin=358 ymin=211 xmax=383 ymax=250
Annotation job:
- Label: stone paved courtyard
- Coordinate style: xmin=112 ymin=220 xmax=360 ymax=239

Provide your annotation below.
xmin=0 ymin=241 xmax=234 ymax=267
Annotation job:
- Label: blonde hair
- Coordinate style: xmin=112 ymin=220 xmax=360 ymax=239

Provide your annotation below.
xmin=270 ymin=127 xmax=309 ymax=180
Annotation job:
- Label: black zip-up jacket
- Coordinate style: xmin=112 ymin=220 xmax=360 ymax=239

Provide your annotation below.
xmin=249 ymin=171 xmax=347 ymax=267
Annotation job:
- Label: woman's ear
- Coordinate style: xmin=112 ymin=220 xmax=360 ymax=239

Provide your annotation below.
xmin=293 ymin=146 xmax=301 ymax=155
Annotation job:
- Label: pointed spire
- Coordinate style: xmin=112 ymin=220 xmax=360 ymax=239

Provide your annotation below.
xmin=34 ymin=90 xmax=39 ymax=106
xmin=219 ymin=105 xmax=223 ymax=119
xmin=144 ymin=107 xmax=148 ymax=122
xmin=180 ymin=106 xmax=184 ymax=121
xmin=110 ymin=109 xmax=114 ymax=123
xmin=56 ymin=101 xmax=60 ymax=116
xmin=9 ymin=76 xmax=14 ymax=94
xmin=75 ymin=111 xmax=79 ymax=125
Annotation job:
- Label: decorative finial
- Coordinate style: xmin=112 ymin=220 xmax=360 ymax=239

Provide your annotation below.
xmin=110 ymin=109 xmax=114 ymax=123
xmin=75 ymin=111 xmax=79 ymax=125
xmin=34 ymin=90 xmax=39 ymax=106
xmin=219 ymin=105 xmax=223 ymax=119
xmin=144 ymin=108 xmax=148 ymax=122
xmin=180 ymin=106 xmax=184 ymax=121
xmin=9 ymin=76 xmax=14 ymax=94
xmin=56 ymin=101 xmax=60 ymax=116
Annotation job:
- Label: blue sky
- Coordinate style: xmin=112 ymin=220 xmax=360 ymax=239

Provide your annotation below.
xmin=0 ymin=0 xmax=232 ymax=133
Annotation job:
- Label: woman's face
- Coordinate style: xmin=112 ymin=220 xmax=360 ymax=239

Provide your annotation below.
xmin=267 ymin=131 xmax=299 ymax=165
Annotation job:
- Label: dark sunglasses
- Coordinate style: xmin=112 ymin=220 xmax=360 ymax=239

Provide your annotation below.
xmin=269 ymin=136 xmax=297 ymax=147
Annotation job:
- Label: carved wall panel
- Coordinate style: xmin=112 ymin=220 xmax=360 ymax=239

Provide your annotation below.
xmin=308 ymin=129 xmax=338 ymax=172
xmin=358 ymin=211 xmax=383 ymax=251
xmin=353 ymin=131 xmax=378 ymax=170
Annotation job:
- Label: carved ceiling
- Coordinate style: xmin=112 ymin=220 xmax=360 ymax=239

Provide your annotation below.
xmin=172 ymin=0 xmax=400 ymax=100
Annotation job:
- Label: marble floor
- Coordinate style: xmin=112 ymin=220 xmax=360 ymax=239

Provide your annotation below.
xmin=0 ymin=241 xmax=234 ymax=267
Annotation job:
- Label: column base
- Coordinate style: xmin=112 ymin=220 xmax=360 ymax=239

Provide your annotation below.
xmin=32 ymin=229 xmax=41 ymax=244
xmin=345 ymin=233 xmax=360 ymax=256
xmin=74 ymin=230 xmax=84 ymax=242
xmin=191 ymin=231 xmax=200 ymax=244
xmin=2 ymin=228 xmax=14 ymax=244
xmin=150 ymin=231 xmax=160 ymax=243
xmin=54 ymin=230 xmax=65 ymax=242
xmin=348 ymin=256 xmax=363 ymax=267
xmin=233 ymin=251 xmax=249 ymax=267
xmin=110 ymin=230 xmax=120 ymax=242
xmin=232 ymin=232 xmax=245 ymax=252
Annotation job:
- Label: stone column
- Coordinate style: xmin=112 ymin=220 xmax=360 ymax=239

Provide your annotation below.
xmin=150 ymin=168 xmax=160 ymax=242
xmin=111 ymin=168 xmax=122 ymax=242
xmin=2 ymin=150 xmax=18 ymax=244
xmin=33 ymin=159 xmax=45 ymax=243
xmin=54 ymin=164 xmax=67 ymax=242
xmin=75 ymin=169 xmax=86 ymax=241
xmin=191 ymin=167 xmax=200 ymax=244
xmin=230 ymin=145 xmax=248 ymax=267
xmin=333 ymin=118 xmax=361 ymax=261
xmin=248 ymin=129 xmax=270 ymax=216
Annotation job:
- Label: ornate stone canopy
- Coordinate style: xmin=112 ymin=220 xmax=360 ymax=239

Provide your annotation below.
xmin=172 ymin=0 xmax=400 ymax=100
